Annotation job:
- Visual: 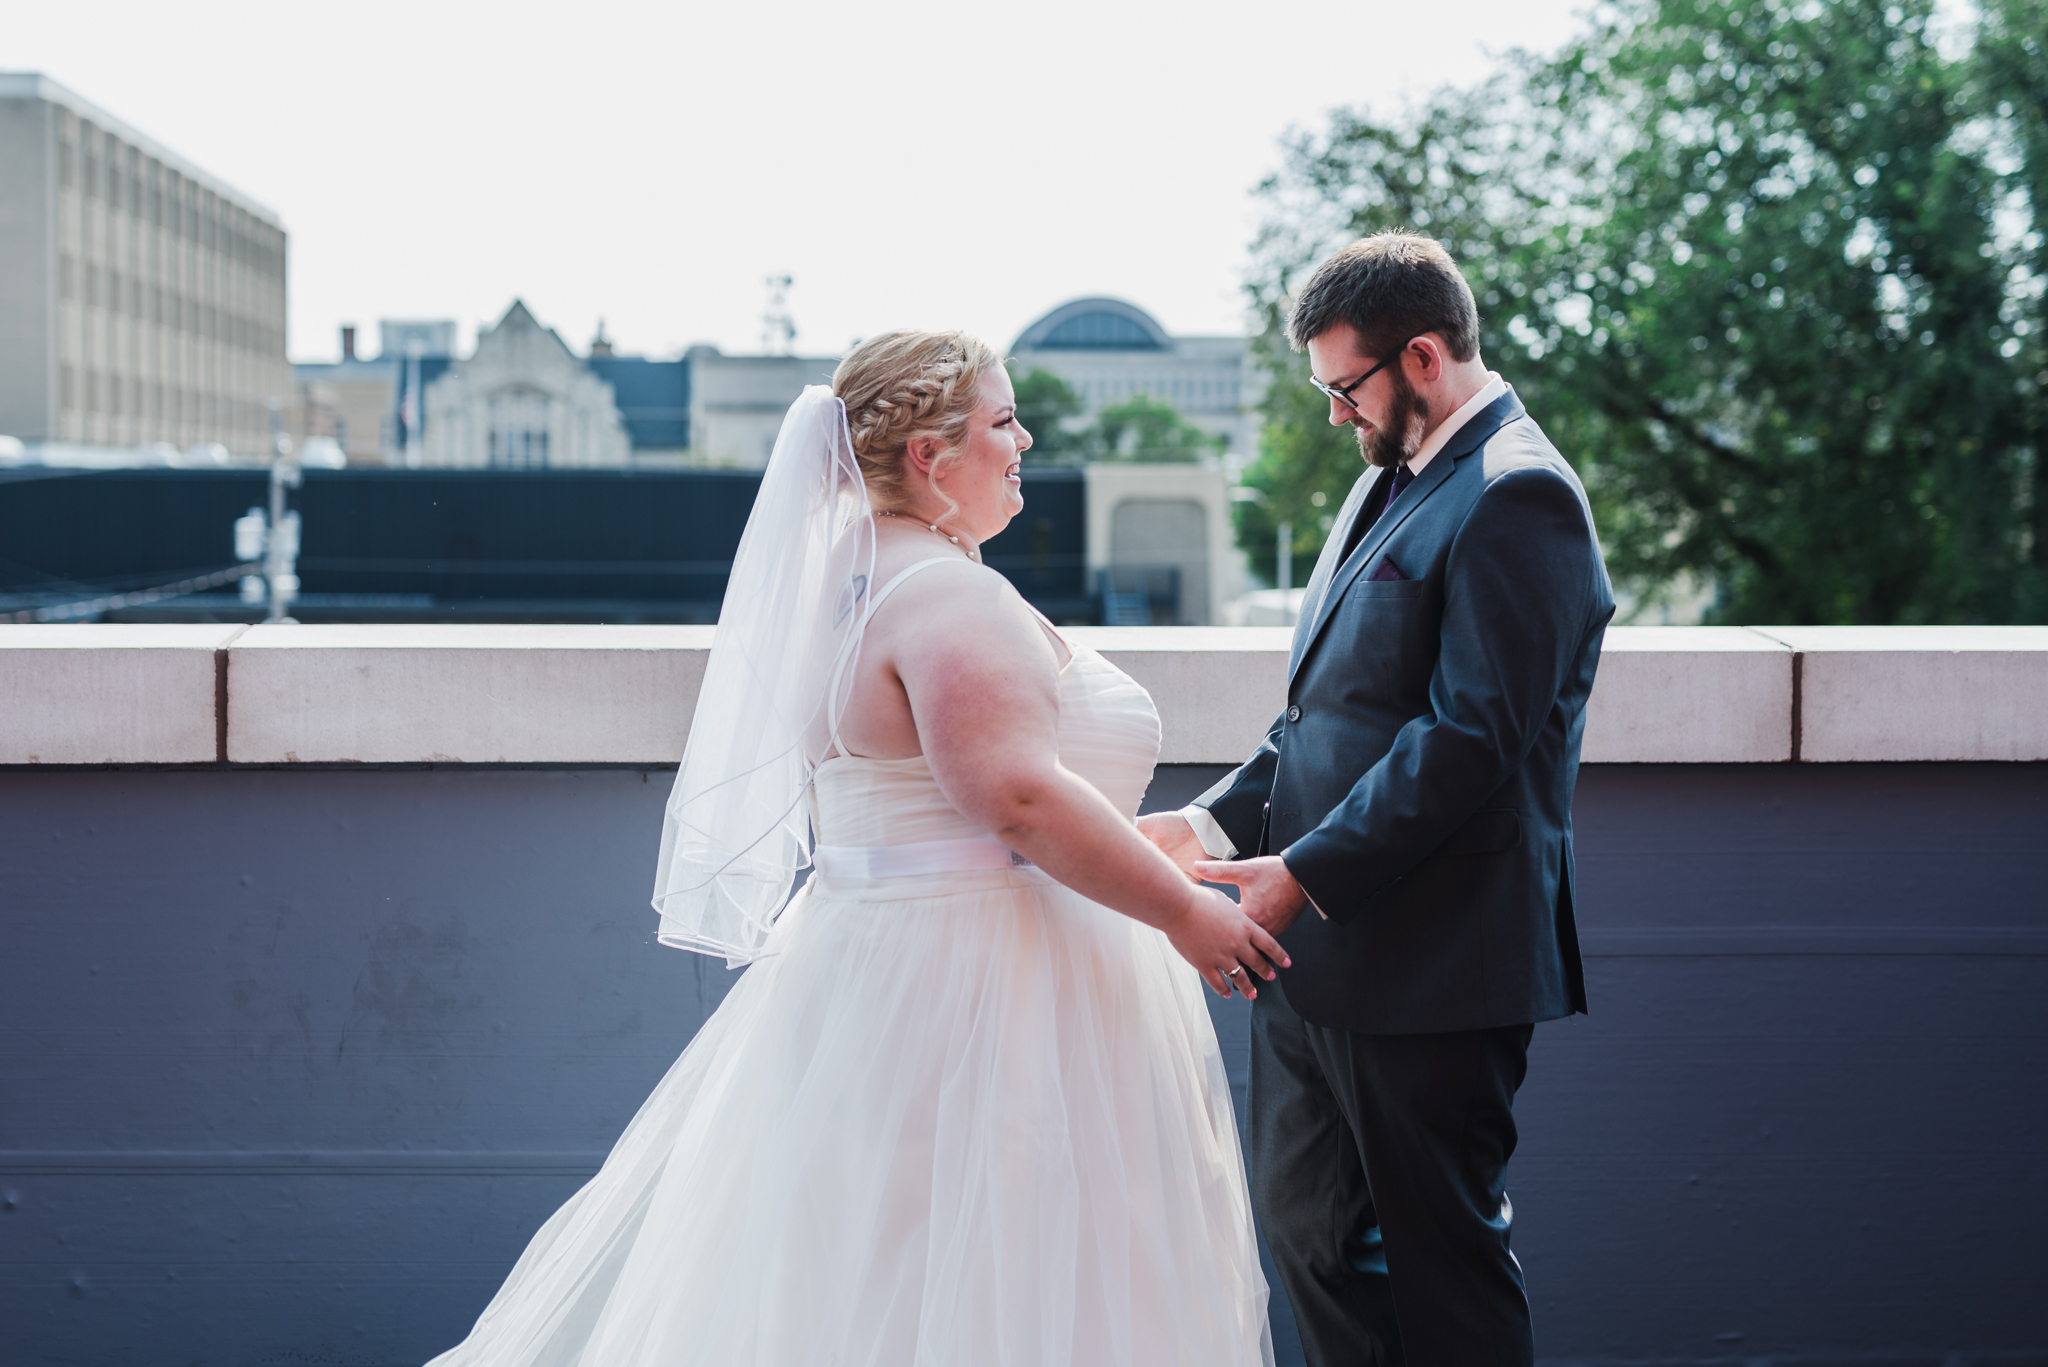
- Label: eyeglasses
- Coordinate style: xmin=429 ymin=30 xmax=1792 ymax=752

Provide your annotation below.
xmin=1308 ymin=340 xmax=1411 ymax=412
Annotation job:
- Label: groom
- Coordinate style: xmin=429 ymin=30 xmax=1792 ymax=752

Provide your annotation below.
xmin=1142 ymin=232 xmax=1612 ymax=1366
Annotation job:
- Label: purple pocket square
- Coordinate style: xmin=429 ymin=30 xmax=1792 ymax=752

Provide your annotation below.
xmin=1366 ymin=555 xmax=1407 ymax=582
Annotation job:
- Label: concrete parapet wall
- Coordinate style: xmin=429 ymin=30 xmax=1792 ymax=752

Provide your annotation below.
xmin=5 ymin=623 xmax=2046 ymax=766
xmin=3 ymin=622 xmax=2046 ymax=1365
xmin=3 ymin=761 xmax=2043 ymax=1366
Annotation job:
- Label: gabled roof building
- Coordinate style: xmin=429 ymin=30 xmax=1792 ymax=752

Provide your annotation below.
xmin=421 ymin=301 xmax=631 ymax=468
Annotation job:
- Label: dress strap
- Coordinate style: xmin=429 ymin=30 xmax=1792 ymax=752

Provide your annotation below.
xmin=865 ymin=556 xmax=966 ymax=617
xmin=823 ymin=556 xmax=968 ymax=749
xmin=1021 ymin=601 xmax=1075 ymax=667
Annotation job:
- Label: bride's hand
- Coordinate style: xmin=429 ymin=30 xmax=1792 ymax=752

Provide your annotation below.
xmin=1164 ymin=886 xmax=1291 ymax=999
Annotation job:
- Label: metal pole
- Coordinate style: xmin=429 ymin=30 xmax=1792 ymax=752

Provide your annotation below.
xmin=404 ymin=341 xmax=423 ymax=468
xmin=1276 ymin=520 xmax=1293 ymax=624
xmin=264 ymin=399 xmax=300 ymax=624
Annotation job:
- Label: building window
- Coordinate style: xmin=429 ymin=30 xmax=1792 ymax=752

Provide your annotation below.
xmin=492 ymin=428 xmax=551 ymax=468
xmin=1036 ymin=311 xmax=1165 ymax=350
xmin=109 ymin=270 xmax=123 ymax=316
xmin=59 ymin=254 xmax=74 ymax=300
xmin=85 ymin=370 xmax=98 ymax=413
xmin=85 ymin=264 xmax=99 ymax=309
xmin=58 ymin=139 xmax=74 ymax=188
xmin=60 ymin=365 xmax=75 ymax=410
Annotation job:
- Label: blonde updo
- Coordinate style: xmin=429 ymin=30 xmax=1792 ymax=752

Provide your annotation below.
xmin=833 ymin=330 xmax=1002 ymax=512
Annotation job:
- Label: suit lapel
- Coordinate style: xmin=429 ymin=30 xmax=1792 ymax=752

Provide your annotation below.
xmin=1288 ymin=390 xmax=1525 ymax=685
xmin=1288 ymin=467 xmax=1385 ymax=677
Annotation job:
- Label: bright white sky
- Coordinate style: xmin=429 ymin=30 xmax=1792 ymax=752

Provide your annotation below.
xmin=5 ymin=0 xmax=1593 ymax=363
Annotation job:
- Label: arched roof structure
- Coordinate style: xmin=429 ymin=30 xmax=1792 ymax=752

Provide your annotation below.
xmin=1012 ymin=298 xmax=1172 ymax=352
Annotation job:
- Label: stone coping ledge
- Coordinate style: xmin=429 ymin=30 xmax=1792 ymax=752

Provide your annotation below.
xmin=2 ymin=624 xmax=2044 ymax=766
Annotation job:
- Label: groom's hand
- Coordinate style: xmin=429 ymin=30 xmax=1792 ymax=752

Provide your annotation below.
xmin=1195 ymin=856 xmax=1311 ymax=937
xmin=1136 ymin=812 xmax=1206 ymax=881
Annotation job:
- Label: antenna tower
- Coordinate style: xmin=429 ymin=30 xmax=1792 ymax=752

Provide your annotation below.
xmin=761 ymin=275 xmax=796 ymax=355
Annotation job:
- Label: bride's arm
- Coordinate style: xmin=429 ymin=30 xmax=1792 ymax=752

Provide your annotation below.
xmin=878 ymin=566 xmax=1289 ymax=996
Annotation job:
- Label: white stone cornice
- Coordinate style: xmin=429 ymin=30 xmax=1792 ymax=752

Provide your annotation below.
xmin=4 ymin=624 xmax=2046 ymax=766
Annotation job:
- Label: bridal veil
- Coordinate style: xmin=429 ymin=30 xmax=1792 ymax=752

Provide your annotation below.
xmin=650 ymin=385 xmax=874 ymax=965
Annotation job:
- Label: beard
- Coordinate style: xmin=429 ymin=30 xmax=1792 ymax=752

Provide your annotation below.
xmin=1357 ymin=367 xmax=1431 ymax=469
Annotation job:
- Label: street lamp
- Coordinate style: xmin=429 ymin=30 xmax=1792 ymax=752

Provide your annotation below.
xmin=233 ymin=400 xmax=303 ymax=623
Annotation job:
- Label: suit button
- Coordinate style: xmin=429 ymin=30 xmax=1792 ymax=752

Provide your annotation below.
xmin=1286 ymin=704 xmax=1302 ymax=722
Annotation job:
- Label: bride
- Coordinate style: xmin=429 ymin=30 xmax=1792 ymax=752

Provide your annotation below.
xmin=426 ymin=331 xmax=1282 ymax=1366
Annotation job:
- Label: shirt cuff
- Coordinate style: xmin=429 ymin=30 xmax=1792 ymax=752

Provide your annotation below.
xmin=1179 ymin=805 xmax=1238 ymax=860
xmin=1278 ymin=848 xmax=1330 ymax=920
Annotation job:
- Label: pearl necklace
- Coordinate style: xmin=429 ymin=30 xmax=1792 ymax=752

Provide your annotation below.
xmin=875 ymin=508 xmax=979 ymax=562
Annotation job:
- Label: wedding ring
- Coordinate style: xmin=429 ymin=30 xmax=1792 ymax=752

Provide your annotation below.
xmin=1225 ymin=965 xmax=1245 ymax=979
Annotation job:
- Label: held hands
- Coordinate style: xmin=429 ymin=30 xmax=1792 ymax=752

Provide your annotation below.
xmin=1163 ymin=884 xmax=1291 ymax=1000
xmin=1194 ymin=856 xmax=1312 ymax=938
xmin=1135 ymin=811 xmax=1206 ymax=880
xmin=1139 ymin=812 xmax=1297 ymax=996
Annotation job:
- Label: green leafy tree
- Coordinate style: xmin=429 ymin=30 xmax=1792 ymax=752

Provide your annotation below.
xmin=1009 ymin=365 xmax=1226 ymax=466
xmin=1092 ymin=394 xmax=1229 ymax=463
xmin=1235 ymin=334 xmax=1361 ymax=587
xmin=1010 ymin=367 xmax=1089 ymax=464
xmin=1247 ymin=0 xmax=2045 ymax=623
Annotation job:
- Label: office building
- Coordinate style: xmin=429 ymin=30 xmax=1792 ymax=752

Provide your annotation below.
xmin=1009 ymin=298 xmax=1259 ymax=459
xmin=682 ymin=345 xmax=841 ymax=468
xmin=0 ymin=73 xmax=290 ymax=456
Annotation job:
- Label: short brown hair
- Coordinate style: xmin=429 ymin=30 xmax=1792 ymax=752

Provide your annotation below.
xmin=832 ymin=330 xmax=1001 ymax=511
xmin=1285 ymin=231 xmax=1480 ymax=362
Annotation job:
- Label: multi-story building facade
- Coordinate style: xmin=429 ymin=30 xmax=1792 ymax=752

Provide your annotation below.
xmin=1009 ymin=297 xmax=1261 ymax=460
xmin=0 ymin=73 xmax=290 ymax=457
xmin=287 ymin=327 xmax=398 ymax=464
xmin=1007 ymin=298 xmax=1258 ymax=623
xmin=683 ymin=345 xmax=842 ymax=468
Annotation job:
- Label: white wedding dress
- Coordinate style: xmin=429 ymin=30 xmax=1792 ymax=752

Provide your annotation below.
xmin=428 ymin=583 xmax=1272 ymax=1367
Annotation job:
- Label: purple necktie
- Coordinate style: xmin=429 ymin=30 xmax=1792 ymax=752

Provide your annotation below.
xmin=1340 ymin=462 xmax=1414 ymax=566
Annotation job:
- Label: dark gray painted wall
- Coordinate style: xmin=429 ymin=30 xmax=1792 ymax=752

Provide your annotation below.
xmin=2 ymin=762 xmax=2044 ymax=1367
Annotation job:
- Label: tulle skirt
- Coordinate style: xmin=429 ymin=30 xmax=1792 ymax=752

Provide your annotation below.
xmin=426 ymin=866 xmax=1274 ymax=1367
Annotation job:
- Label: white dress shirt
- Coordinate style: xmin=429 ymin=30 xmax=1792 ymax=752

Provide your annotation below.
xmin=1179 ymin=373 xmax=1508 ymax=860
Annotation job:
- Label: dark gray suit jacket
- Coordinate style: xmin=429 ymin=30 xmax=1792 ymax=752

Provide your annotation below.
xmin=1195 ymin=388 xmax=1613 ymax=1035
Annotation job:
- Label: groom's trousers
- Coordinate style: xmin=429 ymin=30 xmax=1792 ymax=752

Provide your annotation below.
xmin=1249 ymin=986 xmax=1534 ymax=1367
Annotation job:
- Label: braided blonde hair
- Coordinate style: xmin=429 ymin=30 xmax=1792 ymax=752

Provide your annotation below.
xmin=833 ymin=330 xmax=1002 ymax=512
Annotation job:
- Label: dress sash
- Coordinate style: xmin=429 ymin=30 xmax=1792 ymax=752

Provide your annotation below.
xmin=812 ymin=835 xmax=1030 ymax=880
